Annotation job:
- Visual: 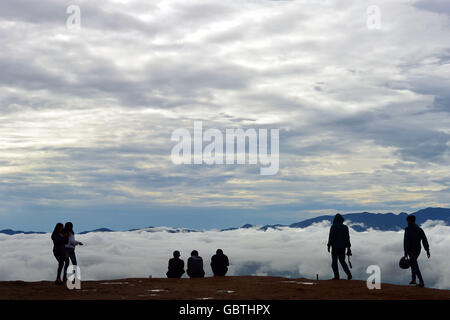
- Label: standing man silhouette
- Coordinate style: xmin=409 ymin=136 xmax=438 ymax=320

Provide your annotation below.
xmin=327 ymin=214 xmax=352 ymax=280
xmin=404 ymin=214 xmax=430 ymax=287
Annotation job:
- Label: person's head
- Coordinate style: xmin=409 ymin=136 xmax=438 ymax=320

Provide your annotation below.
xmin=173 ymin=250 xmax=180 ymax=258
xmin=216 ymin=249 xmax=223 ymax=255
xmin=52 ymin=223 xmax=64 ymax=235
xmin=191 ymin=250 xmax=198 ymax=257
xmin=333 ymin=213 xmax=344 ymax=225
xmin=64 ymin=222 xmax=74 ymax=234
xmin=406 ymin=215 xmax=416 ymax=224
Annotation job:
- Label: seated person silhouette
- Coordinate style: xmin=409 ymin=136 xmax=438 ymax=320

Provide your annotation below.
xmin=166 ymin=250 xmax=185 ymax=278
xmin=210 ymin=249 xmax=229 ymax=276
xmin=187 ymin=250 xmax=205 ymax=278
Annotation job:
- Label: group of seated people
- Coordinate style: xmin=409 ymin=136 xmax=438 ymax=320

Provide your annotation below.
xmin=166 ymin=249 xmax=229 ymax=278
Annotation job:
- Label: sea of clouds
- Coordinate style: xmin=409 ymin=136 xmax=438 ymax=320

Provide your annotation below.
xmin=0 ymin=221 xmax=449 ymax=289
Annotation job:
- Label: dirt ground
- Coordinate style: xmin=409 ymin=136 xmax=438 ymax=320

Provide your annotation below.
xmin=0 ymin=276 xmax=449 ymax=300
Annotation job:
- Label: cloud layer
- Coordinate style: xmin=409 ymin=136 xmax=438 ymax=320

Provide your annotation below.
xmin=1 ymin=221 xmax=449 ymax=290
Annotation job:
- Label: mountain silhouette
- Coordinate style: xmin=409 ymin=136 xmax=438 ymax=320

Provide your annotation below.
xmin=79 ymin=228 xmax=114 ymax=235
xmin=1 ymin=207 xmax=448 ymax=235
xmin=220 ymin=223 xmax=255 ymax=231
xmin=286 ymin=207 xmax=450 ymax=231
xmin=0 ymin=229 xmax=45 ymax=235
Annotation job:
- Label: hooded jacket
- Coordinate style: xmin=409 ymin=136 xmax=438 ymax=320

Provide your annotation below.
xmin=167 ymin=257 xmax=185 ymax=278
xmin=65 ymin=233 xmax=81 ymax=249
xmin=211 ymin=252 xmax=229 ymax=275
xmin=327 ymin=214 xmax=351 ymax=249
xmin=187 ymin=255 xmax=205 ymax=278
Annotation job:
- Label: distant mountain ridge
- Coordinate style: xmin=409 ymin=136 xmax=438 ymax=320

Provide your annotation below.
xmin=1 ymin=207 xmax=448 ymax=235
xmin=0 ymin=229 xmax=46 ymax=235
xmin=0 ymin=226 xmax=199 ymax=236
xmin=278 ymin=207 xmax=450 ymax=232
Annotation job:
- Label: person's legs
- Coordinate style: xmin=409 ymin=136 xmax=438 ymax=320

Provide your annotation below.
xmin=69 ymin=249 xmax=77 ymax=266
xmin=409 ymin=253 xmax=424 ymax=285
xmin=176 ymin=269 xmax=185 ymax=278
xmin=331 ymin=249 xmax=340 ymax=279
xmin=338 ymin=251 xmax=352 ymax=279
xmin=409 ymin=257 xmax=417 ymax=283
xmin=219 ymin=268 xmax=228 ymax=276
xmin=212 ymin=266 xmax=227 ymax=277
xmin=57 ymin=259 xmax=64 ymax=280
xmin=63 ymin=248 xmax=78 ymax=283
xmin=53 ymin=251 xmax=64 ymax=283
xmin=63 ymin=254 xmax=70 ymax=281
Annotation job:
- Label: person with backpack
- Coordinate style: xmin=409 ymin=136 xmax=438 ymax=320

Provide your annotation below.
xmin=51 ymin=223 xmax=66 ymax=285
xmin=63 ymin=222 xmax=83 ymax=282
xmin=404 ymin=214 xmax=430 ymax=287
xmin=210 ymin=249 xmax=229 ymax=276
xmin=166 ymin=250 xmax=185 ymax=278
xmin=187 ymin=250 xmax=205 ymax=278
xmin=327 ymin=213 xmax=352 ymax=280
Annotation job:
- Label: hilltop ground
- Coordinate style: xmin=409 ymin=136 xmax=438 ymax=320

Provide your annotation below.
xmin=0 ymin=276 xmax=449 ymax=300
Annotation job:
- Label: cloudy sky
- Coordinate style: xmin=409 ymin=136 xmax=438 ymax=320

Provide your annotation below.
xmin=1 ymin=221 xmax=449 ymax=289
xmin=0 ymin=0 xmax=449 ymax=231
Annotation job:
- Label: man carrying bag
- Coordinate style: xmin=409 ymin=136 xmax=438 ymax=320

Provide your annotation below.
xmin=327 ymin=214 xmax=353 ymax=280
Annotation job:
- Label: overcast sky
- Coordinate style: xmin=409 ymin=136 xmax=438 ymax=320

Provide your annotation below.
xmin=0 ymin=0 xmax=449 ymax=231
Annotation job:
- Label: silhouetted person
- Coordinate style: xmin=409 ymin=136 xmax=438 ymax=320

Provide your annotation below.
xmin=63 ymin=222 xmax=83 ymax=281
xmin=404 ymin=214 xmax=430 ymax=287
xmin=51 ymin=223 xmax=66 ymax=285
xmin=327 ymin=213 xmax=352 ymax=280
xmin=211 ymin=249 xmax=229 ymax=276
xmin=166 ymin=250 xmax=185 ymax=278
xmin=187 ymin=250 xmax=205 ymax=278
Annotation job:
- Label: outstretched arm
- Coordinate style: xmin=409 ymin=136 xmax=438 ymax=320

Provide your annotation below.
xmin=403 ymin=228 xmax=409 ymax=257
xmin=421 ymin=229 xmax=430 ymax=258
xmin=68 ymin=234 xmax=82 ymax=247
xmin=327 ymin=227 xmax=332 ymax=252
xmin=345 ymin=226 xmax=352 ymax=255
xmin=345 ymin=226 xmax=351 ymax=249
